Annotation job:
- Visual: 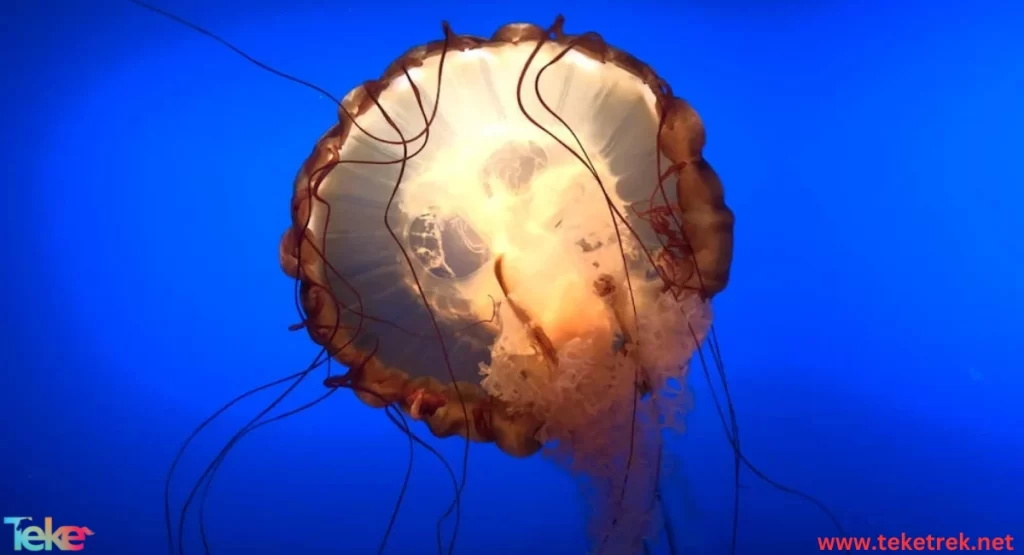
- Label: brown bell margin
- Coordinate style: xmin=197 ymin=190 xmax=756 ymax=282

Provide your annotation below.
xmin=277 ymin=18 xmax=735 ymax=459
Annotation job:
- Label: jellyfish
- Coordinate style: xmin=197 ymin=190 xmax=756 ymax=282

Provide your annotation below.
xmin=130 ymin=3 xmax=853 ymax=552
xmin=278 ymin=18 xmax=733 ymax=553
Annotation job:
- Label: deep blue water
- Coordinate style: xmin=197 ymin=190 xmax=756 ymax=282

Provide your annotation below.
xmin=2 ymin=1 xmax=1022 ymax=553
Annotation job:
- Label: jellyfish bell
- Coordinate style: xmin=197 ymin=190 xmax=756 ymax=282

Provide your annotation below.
xmin=280 ymin=18 xmax=733 ymax=552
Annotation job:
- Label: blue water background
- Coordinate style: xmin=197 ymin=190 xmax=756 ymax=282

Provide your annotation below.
xmin=2 ymin=0 xmax=1021 ymax=553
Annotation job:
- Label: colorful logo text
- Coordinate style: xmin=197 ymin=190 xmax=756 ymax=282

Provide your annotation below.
xmin=3 ymin=517 xmax=93 ymax=551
